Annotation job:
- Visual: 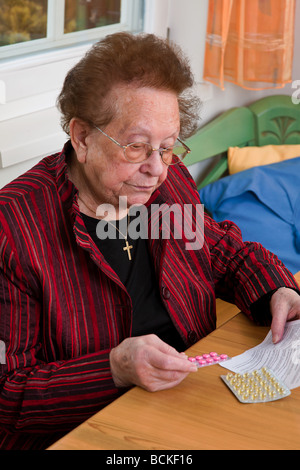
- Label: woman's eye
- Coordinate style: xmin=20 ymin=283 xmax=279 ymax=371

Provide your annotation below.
xmin=130 ymin=143 xmax=145 ymax=150
xmin=134 ymin=144 xmax=143 ymax=149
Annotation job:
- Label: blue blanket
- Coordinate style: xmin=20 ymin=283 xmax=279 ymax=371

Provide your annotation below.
xmin=199 ymin=157 xmax=300 ymax=274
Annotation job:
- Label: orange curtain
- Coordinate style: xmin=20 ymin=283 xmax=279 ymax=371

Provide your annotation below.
xmin=203 ymin=0 xmax=296 ymax=90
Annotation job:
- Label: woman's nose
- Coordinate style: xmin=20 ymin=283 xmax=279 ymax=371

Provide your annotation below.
xmin=140 ymin=150 xmax=166 ymax=177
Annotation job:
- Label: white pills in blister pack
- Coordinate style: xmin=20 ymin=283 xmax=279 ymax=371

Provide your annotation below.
xmin=221 ymin=367 xmax=291 ymax=403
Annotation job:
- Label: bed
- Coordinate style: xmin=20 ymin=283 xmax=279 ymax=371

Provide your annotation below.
xmin=184 ymin=94 xmax=300 ymax=275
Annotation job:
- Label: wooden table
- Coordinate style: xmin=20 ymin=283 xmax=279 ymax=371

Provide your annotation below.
xmin=49 ymin=275 xmax=300 ymax=450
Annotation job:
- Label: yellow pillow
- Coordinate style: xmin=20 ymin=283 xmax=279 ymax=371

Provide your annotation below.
xmin=228 ymin=145 xmax=300 ymax=174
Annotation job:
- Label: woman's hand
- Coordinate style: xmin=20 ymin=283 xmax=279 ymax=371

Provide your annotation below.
xmin=109 ymin=334 xmax=198 ymax=392
xmin=270 ymin=287 xmax=300 ymax=343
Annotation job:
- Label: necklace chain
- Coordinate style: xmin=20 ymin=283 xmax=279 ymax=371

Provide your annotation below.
xmin=78 ymin=195 xmax=133 ymax=260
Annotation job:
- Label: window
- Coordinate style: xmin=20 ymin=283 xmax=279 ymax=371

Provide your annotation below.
xmin=0 ymin=0 xmax=145 ymax=185
xmin=0 ymin=0 xmax=144 ymax=60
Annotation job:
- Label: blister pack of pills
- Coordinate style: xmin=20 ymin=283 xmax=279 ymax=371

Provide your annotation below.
xmin=188 ymin=351 xmax=230 ymax=368
xmin=221 ymin=367 xmax=291 ymax=403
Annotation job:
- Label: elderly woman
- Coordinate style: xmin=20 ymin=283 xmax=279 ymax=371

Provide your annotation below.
xmin=0 ymin=32 xmax=299 ymax=450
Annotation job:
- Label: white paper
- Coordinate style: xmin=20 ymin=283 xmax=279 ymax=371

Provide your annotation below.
xmin=220 ymin=319 xmax=300 ymax=390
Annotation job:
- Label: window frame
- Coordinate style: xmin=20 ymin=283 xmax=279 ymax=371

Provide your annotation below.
xmin=0 ymin=0 xmax=145 ymax=177
xmin=0 ymin=0 xmax=144 ymax=61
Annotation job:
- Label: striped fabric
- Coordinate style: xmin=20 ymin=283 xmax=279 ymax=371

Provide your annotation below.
xmin=0 ymin=141 xmax=298 ymax=449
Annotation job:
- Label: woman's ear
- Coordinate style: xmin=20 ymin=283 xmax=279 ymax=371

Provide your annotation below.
xmin=69 ymin=118 xmax=90 ymax=163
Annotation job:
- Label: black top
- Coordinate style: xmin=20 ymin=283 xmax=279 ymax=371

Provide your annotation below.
xmin=82 ymin=213 xmax=186 ymax=352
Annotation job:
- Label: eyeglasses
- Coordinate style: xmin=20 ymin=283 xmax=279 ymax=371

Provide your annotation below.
xmin=94 ymin=125 xmax=191 ymax=165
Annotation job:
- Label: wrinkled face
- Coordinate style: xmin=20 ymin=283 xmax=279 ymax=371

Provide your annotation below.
xmin=76 ymin=85 xmax=180 ymax=211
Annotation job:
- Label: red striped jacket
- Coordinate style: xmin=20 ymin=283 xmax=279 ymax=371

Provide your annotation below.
xmin=0 ymin=141 xmax=298 ymax=449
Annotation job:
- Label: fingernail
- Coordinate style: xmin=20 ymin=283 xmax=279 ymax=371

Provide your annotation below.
xmin=273 ymin=334 xmax=279 ymax=344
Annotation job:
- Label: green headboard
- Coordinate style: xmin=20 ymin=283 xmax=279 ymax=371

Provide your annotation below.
xmin=185 ymin=95 xmax=300 ymax=189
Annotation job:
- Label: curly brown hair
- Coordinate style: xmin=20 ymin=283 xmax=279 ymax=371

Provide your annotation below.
xmin=57 ymin=32 xmax=200 ymax=139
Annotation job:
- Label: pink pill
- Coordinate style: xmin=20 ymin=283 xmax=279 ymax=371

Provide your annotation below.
xmin=213 ymin=356 xmax=221 ymax=362
xmin=206 ymin=358 xmax=213 ymax=363
xmin=198 ymin=360 xmax=206 ymax=365
xmin=209 ymin=352 xmax=218 ymax=357
xmin=195 ymin=355 xmax=203 ymax=361
xmin=203 ymin=354 xmax=210 ymax=359
xmin=188 ymin=357 xmax=196 ymax=362
xmin=220 ymin=354 xmax=228 ymax=360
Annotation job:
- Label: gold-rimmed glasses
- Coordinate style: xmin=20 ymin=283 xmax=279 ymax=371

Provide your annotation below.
xmin=94 ymin=125 xmax=191 ymax=165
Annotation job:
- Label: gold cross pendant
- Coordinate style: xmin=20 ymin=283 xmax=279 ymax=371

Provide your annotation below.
xmin=123 ymin=240 xmax=133 ymax=261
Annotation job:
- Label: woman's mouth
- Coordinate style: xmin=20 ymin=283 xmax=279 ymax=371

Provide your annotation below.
xmin=127 ymin=183 xmax=156 ymax=191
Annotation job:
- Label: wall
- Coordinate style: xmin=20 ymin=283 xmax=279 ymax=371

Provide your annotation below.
xmin=145 ymin=0 xmax=300 ymax=181
xmin=1 ymin=0 xmax=299 ymax=187
xmin=147 ymin=0 xmax=300 ymax=124
xmin=0 ymin=44 xmax=91 ymax=188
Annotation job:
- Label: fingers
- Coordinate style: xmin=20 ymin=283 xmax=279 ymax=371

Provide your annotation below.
xmin=270 ymin=289 xmax=290 ymax=343
xmin=109 ymin=334 xmax=197 ymax=392
xmin=271 ymin=315 xmax=286 ymax=344
xmin=147 ymin=342 xmax=196 ymax=373
xmin=137 ymin=356 xmax=196 ymax=393
xmin=138 ymin=336 xmax=198 ymax=391
xmin=270 ymin=288 xmax=300 ymax=343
